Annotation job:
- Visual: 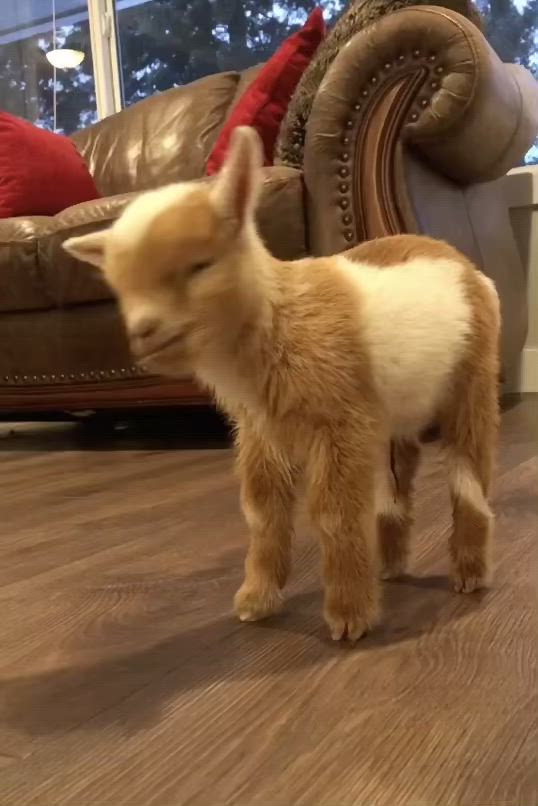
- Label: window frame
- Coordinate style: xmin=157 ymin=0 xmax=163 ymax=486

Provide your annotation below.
xmin=87 ymin=0 xmax=122 ymax=119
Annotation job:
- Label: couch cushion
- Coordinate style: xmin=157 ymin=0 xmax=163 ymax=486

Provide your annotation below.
xmin=0 ymin=168 xmax=306 ymax=315
xmin=71 ymin=73 xmax=241 ymax=197
xmin=0 ymin=112 xmax=100 ymax=218
xmin=207 ymin=9 xmax=325 ymax=175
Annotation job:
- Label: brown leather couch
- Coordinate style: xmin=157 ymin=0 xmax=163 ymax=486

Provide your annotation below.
xmin=1 ymin=6 xmax=536 ymax=415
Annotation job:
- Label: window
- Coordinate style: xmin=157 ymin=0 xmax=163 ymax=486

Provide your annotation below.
xmin=0 ymin=1 xmax=97 ymax=134
xmin=114 ymin=0 xmax=536 ymax=163
xmin=1 ymin=0 xmax=536 ymax=164
xmin=480 ymin=0 xmax=538 ymax=164
xmin=113 ymin=0 xmax=345 ymax=107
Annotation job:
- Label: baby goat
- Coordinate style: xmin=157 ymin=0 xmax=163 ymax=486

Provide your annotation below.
xmin=64 ymin=126 xmax=500 ymax=642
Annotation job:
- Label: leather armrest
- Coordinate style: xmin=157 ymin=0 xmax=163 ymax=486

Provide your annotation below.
xmin=303 ymin=6 xmax=538 ymax=254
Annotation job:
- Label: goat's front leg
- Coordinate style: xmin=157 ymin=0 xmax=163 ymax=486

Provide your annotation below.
xmin=307 ymin=428 xmax=380 ymax=642
xmin=234 ymin=426 xmax=297 ymax=622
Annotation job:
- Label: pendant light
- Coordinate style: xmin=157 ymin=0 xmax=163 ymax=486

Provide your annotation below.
xmin=46 ymin=49 xmax=84 ymax=69
xmin=46 ymin=0 xmax=85 ymax=69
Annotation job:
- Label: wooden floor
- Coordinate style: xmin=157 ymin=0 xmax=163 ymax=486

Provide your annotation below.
xmin=0 ymin=399 xmax=536 ymax=806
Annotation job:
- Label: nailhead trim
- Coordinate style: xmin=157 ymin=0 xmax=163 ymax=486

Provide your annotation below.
xmin=1 ymin=366 xmax=146 ymax=385
xmin=334 ymin=48 xmax=442 ymax=247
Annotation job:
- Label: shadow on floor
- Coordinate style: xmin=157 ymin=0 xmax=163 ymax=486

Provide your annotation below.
xmin=0 ymin=407 xmax=232 ymax=452
xmin=0 ymin=551 xmax=487 ymax=740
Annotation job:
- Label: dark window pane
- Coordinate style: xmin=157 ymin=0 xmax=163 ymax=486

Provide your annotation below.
xmin=0 ymin=1 xmax=97 ymax=134
xmin=114 ymin=0 xmax=344 ymax=107
xmin=479 ymin=0 xmax=537 ymax=164
xmin=115 ymin=0 xmax=536 ymax=163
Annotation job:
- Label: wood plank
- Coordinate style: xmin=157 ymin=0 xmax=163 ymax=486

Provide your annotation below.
xmin=0 ymin=399 xmax=536 ymax=805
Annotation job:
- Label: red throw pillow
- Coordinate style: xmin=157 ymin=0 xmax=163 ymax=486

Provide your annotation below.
xmin=206 ymin=8 xmax=325 ymax=175
xmin=0 ymin=112 xmax=100 ymax=218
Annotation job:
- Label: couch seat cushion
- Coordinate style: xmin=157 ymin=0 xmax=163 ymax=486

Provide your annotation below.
xmin=0 ymin=168 xmax=306 ymax=314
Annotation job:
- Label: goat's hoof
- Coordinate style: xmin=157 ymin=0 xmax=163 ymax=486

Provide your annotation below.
xmin=234 ymin=583 xmax=283 ymax=622
xmin=324 ymin=587 xmax=379 ymax=644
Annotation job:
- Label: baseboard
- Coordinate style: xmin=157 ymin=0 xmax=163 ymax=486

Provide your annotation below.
xmin=505 ymin=346 xmax=538 ymax=393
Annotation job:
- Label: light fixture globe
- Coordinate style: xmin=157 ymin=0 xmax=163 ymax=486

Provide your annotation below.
xmin=46 ymin=48 xmax=84 ymax=69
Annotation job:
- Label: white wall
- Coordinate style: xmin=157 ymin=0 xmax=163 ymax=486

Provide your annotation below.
xmin=505 ymin=168 xmax=538 ymax=393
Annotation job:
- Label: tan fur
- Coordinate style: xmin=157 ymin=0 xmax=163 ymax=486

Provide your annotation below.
xmin=349 ymin=235 xmax=500 ymax=590
xmin=345 ymin=232 xmax=468 ymax=266
xmin=63 ymin=128 xmax=500 ymax=642
xmin=109 ymin=192 xmax=222 ymax=290
xmin=443 ymin=265 xmax=500 ymax=591
xmin=378 ymin=439 xmax=421 ymax=580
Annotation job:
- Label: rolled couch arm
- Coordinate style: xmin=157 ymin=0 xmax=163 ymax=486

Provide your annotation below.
xmin=304 ymin=5 xmax=538 ymax=255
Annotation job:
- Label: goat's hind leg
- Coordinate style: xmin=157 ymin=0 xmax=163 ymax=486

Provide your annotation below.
xmin=442 ymin=366 xmax=499 ymax=593
xmin=442 ymin=270 xmax=500 ymax=593
xmin=378 ymin=439 xmax=421 ymax=580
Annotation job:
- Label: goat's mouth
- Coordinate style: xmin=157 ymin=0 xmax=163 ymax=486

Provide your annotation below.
xmin=135 ymin=331 xmax=187 ymax=364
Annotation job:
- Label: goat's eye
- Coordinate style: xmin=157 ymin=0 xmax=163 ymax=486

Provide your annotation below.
xmin=190 ymin=261 xmax=211 ymax=276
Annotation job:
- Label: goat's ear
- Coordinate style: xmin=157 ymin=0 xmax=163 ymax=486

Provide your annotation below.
xmin=63 ymin=230 xmax=108 ymax=268
xmin=211 ymin=126 xmax=263 ymax=227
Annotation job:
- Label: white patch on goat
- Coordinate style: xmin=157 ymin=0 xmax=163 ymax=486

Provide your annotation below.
xmin=449 ymin=457 xmax=493 ymax=518
xmin=338 ymin=256 xmax=472 ymax=437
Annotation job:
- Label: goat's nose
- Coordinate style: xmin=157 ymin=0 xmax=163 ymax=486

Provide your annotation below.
xmin=130 ymin=317 xmax=159 ymax=341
